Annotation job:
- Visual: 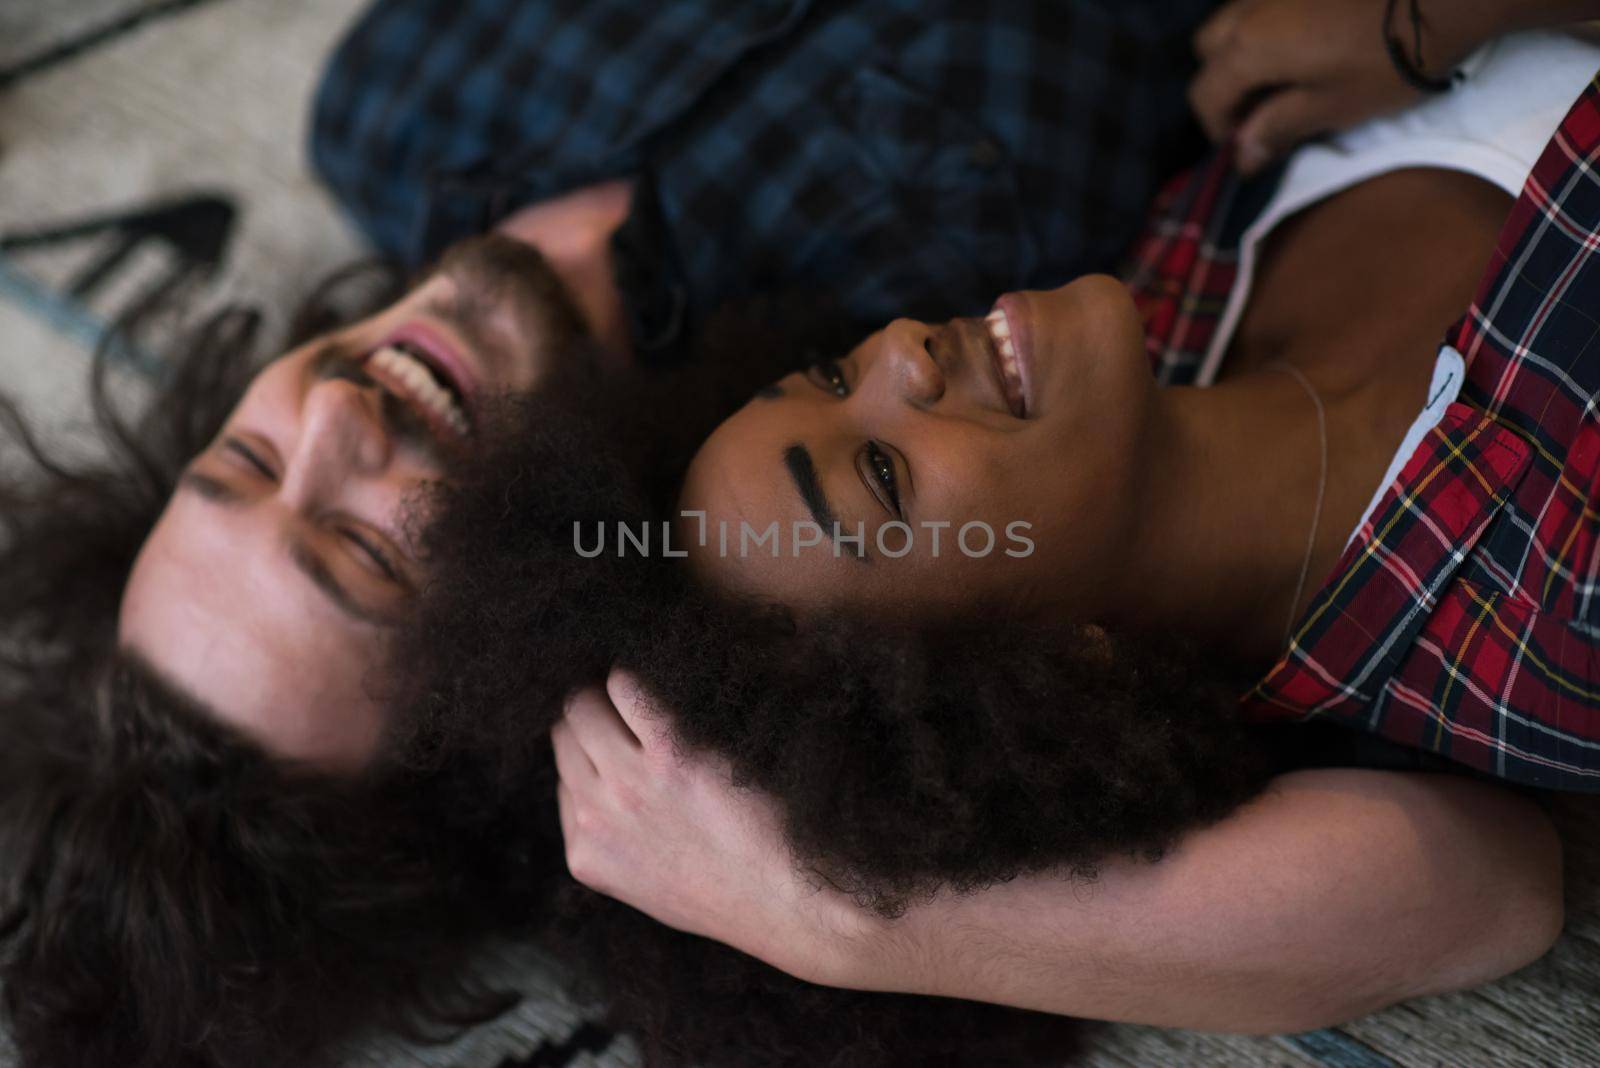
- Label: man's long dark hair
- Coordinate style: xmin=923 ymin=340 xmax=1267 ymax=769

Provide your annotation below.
xmin=0 ymin=277 xmax=549 ymax=1068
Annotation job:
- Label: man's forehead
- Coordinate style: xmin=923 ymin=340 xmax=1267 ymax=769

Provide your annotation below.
xmin=119 ymin=499 xmax=389 ymax=766
xmin=126 ymin=496 xmax=348 ymax=655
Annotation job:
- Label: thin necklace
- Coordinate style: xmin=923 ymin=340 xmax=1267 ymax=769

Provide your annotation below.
xmin=1265 ymin=362 xmax=1327 ymax=647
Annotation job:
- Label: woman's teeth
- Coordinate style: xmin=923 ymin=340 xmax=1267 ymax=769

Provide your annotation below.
xmin=985 ymin=307 xmax=1025 ymax=415
xmin=369 ymin=345 xmax=470 ymax=437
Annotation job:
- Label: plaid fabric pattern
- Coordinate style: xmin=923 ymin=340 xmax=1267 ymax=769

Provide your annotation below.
xmin=311 ymin=0 xmax=1215 ymax=360
xmin=1126 ymin=76 xmax=1600 ymax=791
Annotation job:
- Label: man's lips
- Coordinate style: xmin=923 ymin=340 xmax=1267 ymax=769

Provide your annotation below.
xmin=383 ymin=320 xmax=479 ymax=407
xmin=366 ymin=347 xmax=471 ymax=443
xmin=362 ymin=320 xmax=481 ymax=443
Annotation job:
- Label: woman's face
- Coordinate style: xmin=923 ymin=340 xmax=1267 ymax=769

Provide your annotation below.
xmin=678 ymin=276 xmax=1158 ymax=621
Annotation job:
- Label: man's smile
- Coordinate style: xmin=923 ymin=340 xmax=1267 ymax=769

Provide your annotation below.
xmin=365 ymin=336 xmax=473 ymax=441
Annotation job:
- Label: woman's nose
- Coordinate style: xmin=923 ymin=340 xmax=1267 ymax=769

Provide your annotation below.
xmin=864 ymin=318 xmax=945 ymax=407
xmin=281 ymin=379 xmax=393 ymax=504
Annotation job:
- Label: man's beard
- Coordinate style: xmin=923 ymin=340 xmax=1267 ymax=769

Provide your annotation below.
xmin=393 ymin=383 xmax=667 ymax=779
xmin=430 ymin=233 xmax=591 ymax=367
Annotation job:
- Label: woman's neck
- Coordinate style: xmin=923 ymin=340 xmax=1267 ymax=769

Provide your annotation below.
xmin=1104 ymin=371 xmax=1343 ymax=665
xmin=1102 ymin=167 xmax=1513 ymax=667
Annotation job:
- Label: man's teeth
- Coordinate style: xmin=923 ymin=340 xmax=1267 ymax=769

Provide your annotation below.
xmin=370 ymin=346 xmax=470 ymax=436
xmin=985 ymin=308 xmax=1024 ymax=412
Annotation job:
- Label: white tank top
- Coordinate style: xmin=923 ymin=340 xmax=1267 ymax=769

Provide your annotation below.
xmin=1192 ymin=29 xmax=1600 ymax=546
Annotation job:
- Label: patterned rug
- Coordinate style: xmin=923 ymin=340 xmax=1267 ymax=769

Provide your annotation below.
xmin=0 ymin=3 xmax=1595 ymax=1066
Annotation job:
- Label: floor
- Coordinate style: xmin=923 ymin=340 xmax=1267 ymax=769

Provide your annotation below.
xmin=0 ymin=3 xmax=1596 ymax=1066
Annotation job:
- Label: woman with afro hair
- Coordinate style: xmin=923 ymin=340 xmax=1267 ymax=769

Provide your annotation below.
xmin=395 ymin=321 xmax=1561 ymax=1061
xmin=418 ymin=1 xmax=1600 ymax=1055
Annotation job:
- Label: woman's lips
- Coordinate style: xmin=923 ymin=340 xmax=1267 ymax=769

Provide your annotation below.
xmin=941 ymin=318 xmax=1021 ymax=418
xmin=986 ymin=295 xmax=1033 ymax=417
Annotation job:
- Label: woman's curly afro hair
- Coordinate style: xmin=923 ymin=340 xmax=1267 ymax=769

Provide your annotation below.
xmin=395 ymin=319 xmax=1273 ymax=1064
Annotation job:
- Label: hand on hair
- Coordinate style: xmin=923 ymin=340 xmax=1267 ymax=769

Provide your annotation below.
xmin=1188 ymin=0 xmax=1488 ymax=174
xmin=552 ymin=669 xmax=873 ymax=984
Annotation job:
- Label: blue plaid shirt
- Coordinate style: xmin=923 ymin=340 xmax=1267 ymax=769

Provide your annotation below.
xmin=312 ymin=0 xmax=1215 ymax=361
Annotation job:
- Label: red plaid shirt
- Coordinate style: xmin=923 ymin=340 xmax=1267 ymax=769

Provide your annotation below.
xmin=1126 ymin=74 xmax=1600 ymax=791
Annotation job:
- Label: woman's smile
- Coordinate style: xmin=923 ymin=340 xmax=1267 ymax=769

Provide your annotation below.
xmin=678 ymin=275 xmax=1157 ymax=622
xmin=985 ymin=298 xmax=1031 ymax=417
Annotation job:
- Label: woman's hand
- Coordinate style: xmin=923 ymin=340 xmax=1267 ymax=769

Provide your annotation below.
xmin=552 ymin=669 xmax=871 ymax=983
xmin=1189 ymin=0 xmax=1495 ymax=174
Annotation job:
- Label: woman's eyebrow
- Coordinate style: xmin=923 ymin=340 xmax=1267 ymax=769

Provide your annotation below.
xmin=783 ymin=443 xmax=838 ymax=534
xmin=782 ymin=443 xmax=870 ymax=566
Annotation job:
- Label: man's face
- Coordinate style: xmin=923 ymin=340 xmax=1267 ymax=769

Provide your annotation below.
xmin=118 ymin=236 xmax=586 ymax=771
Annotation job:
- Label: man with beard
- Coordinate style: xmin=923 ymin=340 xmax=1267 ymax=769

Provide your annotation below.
xmin=113 ymin=236 xmax=586 ymax=765
xmin=0 ymin=234 xmax=587 ymax=1068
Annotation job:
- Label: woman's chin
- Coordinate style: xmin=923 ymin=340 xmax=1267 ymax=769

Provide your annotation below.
xmin=1019 ymin=274 xmax=1149 ymax=422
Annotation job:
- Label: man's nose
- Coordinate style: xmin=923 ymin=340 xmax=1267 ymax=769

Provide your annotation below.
xmin=862 ymin=318 xmax=945 ymax=408
xmin=280 ymin=379 xmax=393 ymax=505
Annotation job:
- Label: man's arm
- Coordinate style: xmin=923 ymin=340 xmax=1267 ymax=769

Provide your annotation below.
xmin=832 ymin=769 xmax=1563 ymax=1033
xmin=1190 ymin=0 xmax=1600 ymax=174
xmin=554 ymin=674 xmax=1564 ymax=1034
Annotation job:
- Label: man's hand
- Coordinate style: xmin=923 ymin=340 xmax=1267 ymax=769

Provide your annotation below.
xmin=1189 ymin=0 xmax=1492 ymax=174
xmin=552 ymin=669 xmax=871 ymax=983
xmin=553 ymin=677 xmax=1564 ymax=1029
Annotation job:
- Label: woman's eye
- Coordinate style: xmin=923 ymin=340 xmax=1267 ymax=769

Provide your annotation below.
xmin=808 ymin=359 xmax=849 ymax=397
xmin=863 ymin=441 xmax=901 ymax=516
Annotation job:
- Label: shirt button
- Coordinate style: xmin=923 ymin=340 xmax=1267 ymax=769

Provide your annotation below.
xmin=968 ymin=138 xmax=1003 ymax=170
